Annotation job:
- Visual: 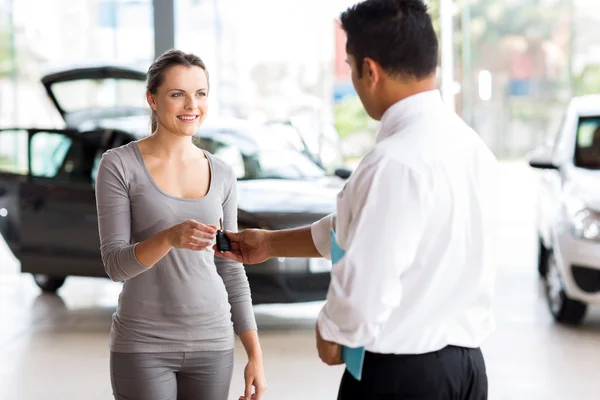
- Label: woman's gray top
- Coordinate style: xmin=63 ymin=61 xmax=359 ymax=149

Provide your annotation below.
xmin=95 ymin=141 xmax=257 ymax=353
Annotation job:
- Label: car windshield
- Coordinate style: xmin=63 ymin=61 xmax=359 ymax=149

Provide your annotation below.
xmin=197 ymin=129 xmax=326 ymax=180
xmin=51 ymin=78 xmax=147 ymax=114
xmin=575 ymin=116 xmax=600 ymax=169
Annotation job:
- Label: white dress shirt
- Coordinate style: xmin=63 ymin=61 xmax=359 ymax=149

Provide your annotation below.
xmin=312 ymin=90 xmax=498 ymax=355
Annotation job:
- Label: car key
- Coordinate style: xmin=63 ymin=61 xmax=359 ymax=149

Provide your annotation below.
xmin=216 ymin=217 xmax=231 ymax=252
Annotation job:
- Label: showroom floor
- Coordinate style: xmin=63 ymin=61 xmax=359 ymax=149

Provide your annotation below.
xmin=2 ymin=162 xmax=600 ymax=400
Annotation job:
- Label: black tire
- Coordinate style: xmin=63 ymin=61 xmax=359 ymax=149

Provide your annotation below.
xmin=545 ymin=253 xmax=587 ymax=325
xmin=537 ymin=237 xmax=549 ymax=278
xmin=32 ymin=274 xmax=66 ymax=293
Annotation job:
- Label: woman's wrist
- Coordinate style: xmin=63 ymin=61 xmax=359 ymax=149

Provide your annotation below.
xmin=239 ymin=330 xmax=263 ymax=361
xmin=161 ymin=226 xmax=174 ymax=248
xmin=247 ymin=349 xmax=263 ymax=361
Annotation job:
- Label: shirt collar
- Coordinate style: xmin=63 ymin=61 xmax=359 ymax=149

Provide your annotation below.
xmin=377 ymin=89 xmax=444 ymax=143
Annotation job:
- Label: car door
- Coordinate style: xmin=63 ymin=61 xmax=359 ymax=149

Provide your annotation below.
xmin=19 ymin=129 xmax=111 ymax=278
xmin=0 ymin=129 xmax=29 ymax=261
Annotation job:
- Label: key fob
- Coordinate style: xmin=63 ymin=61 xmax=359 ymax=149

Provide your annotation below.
xmin=216 ymin=230 xmax=231 ymax=252
xmin=216 ymin=217 xmax=231 ymax=252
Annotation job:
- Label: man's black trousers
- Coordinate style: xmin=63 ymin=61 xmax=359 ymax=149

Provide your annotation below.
xmin=337 ymin=345 xmax=487 ymax=400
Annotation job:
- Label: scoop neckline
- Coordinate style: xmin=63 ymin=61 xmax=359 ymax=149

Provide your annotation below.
xmin=131 ymin=141 xmax=215 ymax=202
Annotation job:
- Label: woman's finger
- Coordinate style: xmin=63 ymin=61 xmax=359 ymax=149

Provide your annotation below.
xmin=192 ymin=228 xmax=216 ymax=239
xmin=195 ymin=223 xmax=217 ymax=234
xmin=245 ymin=378 xmax=253 ymax=400
xmin=186 ymin=238 xmax=212 ymax=249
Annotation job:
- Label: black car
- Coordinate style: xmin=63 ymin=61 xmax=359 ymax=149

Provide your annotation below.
xmin=0 ymin=66 xmax=348 ymax=304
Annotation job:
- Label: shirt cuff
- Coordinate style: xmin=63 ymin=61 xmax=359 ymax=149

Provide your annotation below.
xmin=317 ymin=305 xmax=342 ymax=344
xmin=125 ymin=243 xmax=152 ymax=275
xmin=311 ymin=214 xmax=335 ymax=260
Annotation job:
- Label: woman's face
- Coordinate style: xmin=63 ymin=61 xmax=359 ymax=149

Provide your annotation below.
xmin=147 ymin=64 xmax=209 ymax=137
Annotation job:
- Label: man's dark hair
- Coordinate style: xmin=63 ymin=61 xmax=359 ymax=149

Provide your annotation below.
xmin=340 ymin=0 xmax=438 ymax=80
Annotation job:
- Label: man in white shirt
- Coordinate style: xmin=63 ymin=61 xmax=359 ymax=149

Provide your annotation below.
xmin=216 ymin=0 xmax=497 ymax=398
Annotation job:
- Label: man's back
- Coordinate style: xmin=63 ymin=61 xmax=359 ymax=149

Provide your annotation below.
xmin=370 ymin=93 xmax=498 ymax=353
xmin=329 ymin=90 xmax=498 ymax=354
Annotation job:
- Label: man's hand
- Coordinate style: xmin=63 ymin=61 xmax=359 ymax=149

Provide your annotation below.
xmin=316 ymin=326 xmax=343 ymax=366
xmin=214 ymin=229 xmax=272 ymax=264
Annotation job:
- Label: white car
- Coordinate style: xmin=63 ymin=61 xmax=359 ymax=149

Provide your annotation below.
xmin=528 ymin=94 xmax=600 ymax=325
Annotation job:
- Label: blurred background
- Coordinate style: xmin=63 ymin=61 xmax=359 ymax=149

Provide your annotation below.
xmin=1 ymin=0 xmax=598 ymax=162
xmin=2 ymin=1 xmax=600 ymax=399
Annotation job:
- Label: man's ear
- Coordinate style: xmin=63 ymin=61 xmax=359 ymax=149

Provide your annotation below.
xmin=363 ymin=57 xmax=381 ymax=88
xmin=146 ymin=91 xmax=157 ymax=111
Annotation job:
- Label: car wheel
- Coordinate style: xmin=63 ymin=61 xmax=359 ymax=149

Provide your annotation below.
xmin=545 ymin=253 xmax=587 ymax=325
xmin=32 ymin=274 xmax=66 ymax=293
xmin=537 ymin=237 xmax=549 ymax=278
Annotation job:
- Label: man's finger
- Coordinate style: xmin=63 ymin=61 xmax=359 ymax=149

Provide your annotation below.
xmin=224 ymin=251 xmax=243 ymax=262
xmin=216 ymin=250 xmax=244 ymax=263
xmin=225 ymin=230 xmax=241 ymax=241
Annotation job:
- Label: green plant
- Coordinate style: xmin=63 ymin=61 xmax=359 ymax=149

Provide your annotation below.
xmin=573 ymin=65 xmax=600 ymax=96
xmin=333 ymin=95 xmax=372 ymax=139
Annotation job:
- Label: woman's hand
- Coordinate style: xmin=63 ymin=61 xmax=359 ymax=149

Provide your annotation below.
xmin=167 ymin=219 xmax=217 ymax=251
xmin=239 ymin=356 xmax=267 ymax=400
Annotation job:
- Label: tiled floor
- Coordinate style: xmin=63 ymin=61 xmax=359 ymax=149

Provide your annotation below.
xmin=2 ymin=162 xmax=600 ymax=400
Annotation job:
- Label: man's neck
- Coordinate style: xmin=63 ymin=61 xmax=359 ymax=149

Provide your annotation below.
xmin=379 ymin=77 xmax=436 ymax=116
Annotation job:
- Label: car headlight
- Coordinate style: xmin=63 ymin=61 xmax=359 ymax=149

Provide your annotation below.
xmin=572 ymin=209 xmax=600 ymax=240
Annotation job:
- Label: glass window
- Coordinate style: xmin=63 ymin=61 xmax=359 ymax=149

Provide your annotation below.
xmin=51 ymin=78 xmax=147 ymax=115
xmin=574 ymin=117 xmax=600 ymax=169
xmin=197 ymin=134 xmax=326 ymax=181
xmin=30 ymin=132 xmax=98 ymax=185
xmin=0 ymin=129 xmax=28 ymax=175
xmin=250 ymin=149 xmax=326 ymax=180
xmin=30 ymin=132 xmax=72 ymax=178
xmin=1 ymin=0 xmax=154 ymax=130
xmin=213 ymin=144 xmax=245 ymax=179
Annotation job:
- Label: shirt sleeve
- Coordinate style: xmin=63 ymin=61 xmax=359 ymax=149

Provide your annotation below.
xmin=317 ymin=157 xmax=430 ymax=348
xmin=214 ymin=165 xmax=258 ymax=334
xmin=311 ymin=213 xmax=336 ymax=260
xmin=95 ymin=150 xmax=149 ymax=282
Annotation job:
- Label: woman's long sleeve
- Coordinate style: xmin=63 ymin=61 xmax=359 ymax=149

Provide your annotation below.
xmin=95 ymin=150 xmax=148 ymax=282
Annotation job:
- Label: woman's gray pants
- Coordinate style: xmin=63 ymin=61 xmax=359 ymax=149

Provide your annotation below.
xmin=110 ymin=350 xmax=234 ymax=400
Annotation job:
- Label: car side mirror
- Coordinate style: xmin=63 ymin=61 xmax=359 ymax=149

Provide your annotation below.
xmin=526 ymin=147 xmax=559 ymax=170
xmin=334 ymin=168 xmax=352 ymax=179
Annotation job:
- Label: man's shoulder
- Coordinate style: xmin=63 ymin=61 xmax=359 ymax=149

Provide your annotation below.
xmin=353 ymin=145 xmax=420 ymax=181
xmin=368 ymin=135 xmax=426 ymax=173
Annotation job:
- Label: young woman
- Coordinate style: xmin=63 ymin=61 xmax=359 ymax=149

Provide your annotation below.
xmin=95 ymin=49 xmax=266 ymax=400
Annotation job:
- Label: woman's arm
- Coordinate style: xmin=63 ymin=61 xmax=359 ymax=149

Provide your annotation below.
xmin=215 ymin=164 xmax=265 ymax=399
xmin=96 ymin=150 xmax=216 ymax=282
xmin=96 ymin=150 xmax=152 ymax=281
xmin=214 ymin=165 xmax=258 ymax=333
xmin=239 ymin=329 xmax=267 ymax=399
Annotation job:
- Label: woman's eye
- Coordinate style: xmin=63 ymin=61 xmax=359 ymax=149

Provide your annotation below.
xmin=197 ymin=92 xmax=206 ymax=97
xmin=171 ymin=93 xmax=182 ymax=97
